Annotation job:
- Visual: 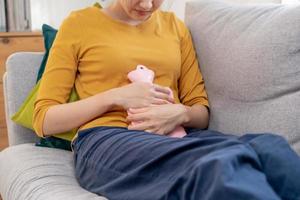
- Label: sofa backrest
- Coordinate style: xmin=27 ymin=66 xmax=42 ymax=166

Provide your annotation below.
xmin=3 ymin=52 xmax=43 ymax=146
xmin=185 ymin=0 xmax=300 ymax=154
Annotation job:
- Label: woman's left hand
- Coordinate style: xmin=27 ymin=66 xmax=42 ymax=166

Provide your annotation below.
xmin=127 ymin=104 xmax=188 ymax=135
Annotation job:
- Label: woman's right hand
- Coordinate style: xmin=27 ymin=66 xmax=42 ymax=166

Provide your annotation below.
xmin=113 ymin=82 xmax=174 ymax=110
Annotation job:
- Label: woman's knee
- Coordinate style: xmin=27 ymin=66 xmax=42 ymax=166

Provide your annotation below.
xmin=241 ymin=133 xmax=288 ymax=147
xmin=260 ymin=133 xmax=286 ymax=140
xmin=188 ymin=148 xmax=277 ymax=199
xmin=253 ymin=133 xmax=288 ymax=147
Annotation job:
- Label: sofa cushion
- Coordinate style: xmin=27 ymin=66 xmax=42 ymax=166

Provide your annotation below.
xmin=185 ymin=0 xmax=300 ymax=154
xmin=0 ymin=144 xmax=108 ymax=200
xmin=5 ymin=53 xmax=43 ymax=146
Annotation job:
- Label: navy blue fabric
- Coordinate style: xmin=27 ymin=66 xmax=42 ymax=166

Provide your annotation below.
xmin=72 ymin=127 xmax=300 ymax=200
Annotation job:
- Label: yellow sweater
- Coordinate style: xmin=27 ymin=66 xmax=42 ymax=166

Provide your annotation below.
xmin=33 ymin=7 xmax=209 ymax=138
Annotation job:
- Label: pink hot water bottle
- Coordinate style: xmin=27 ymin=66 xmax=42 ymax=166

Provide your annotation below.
xmin=127 ymin=65 xmax=187 ymax=138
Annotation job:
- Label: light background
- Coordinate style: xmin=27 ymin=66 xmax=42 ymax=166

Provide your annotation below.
xmin=30 ymin=0 xmax=299 ymax=30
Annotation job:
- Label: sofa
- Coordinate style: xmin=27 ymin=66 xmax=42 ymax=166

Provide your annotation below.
xmin=0 ymin=0 xmax=299 ymax=200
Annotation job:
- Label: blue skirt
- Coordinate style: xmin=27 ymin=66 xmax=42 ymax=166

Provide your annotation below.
xmin=72 ymin=127 xmax=300 ymax=200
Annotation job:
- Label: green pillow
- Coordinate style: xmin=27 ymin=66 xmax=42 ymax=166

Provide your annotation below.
xmin=36 ymin=24 xmax=57 ymax=82
xmin=11 ymin=80 xmax=79 ymax=141
xmin=94 ymin=2 xmax=102 ymax=8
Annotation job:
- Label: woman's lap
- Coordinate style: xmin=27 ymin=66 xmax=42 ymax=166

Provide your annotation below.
xmin=73 ymin=127 xmax=253 ymax=179
xmin=72 ymin=127 xmax=298 ymax=200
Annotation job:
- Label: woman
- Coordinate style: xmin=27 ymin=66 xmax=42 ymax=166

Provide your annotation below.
xmin=33 ymin=0 xmax=300 ymax=199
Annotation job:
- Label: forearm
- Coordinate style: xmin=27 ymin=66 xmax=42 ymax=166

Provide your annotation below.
xmin=43 ymin=89 xmax=116 ymax=136
xmin=182 ymin=104 xmax=209 ymax=129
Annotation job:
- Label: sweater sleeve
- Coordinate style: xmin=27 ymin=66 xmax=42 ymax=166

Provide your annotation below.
xmin=33 ymin=12 xmax=83 ymax=137
xmin=177 ymin=19 xmax=209 ymax=108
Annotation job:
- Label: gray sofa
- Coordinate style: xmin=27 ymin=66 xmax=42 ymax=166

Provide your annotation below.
xmin=0 ymin=1 xmax=299 ymax=200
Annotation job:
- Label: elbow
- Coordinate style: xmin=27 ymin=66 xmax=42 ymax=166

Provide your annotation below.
xmin=33 ymin=106 xmax=48 ymax=138
xmin=198 ymin=105 xmax=209 ymax=129
xmin=203 ymin=106 xmax=210 ymax=129
xmin=182 ymin=104 xmax=209 ymax=129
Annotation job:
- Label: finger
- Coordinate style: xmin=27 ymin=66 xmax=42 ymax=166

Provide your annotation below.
xmin=131 ymin=121 xmax=140 ymax=125
xmin=128 ymin=122 xmax=149 ymax=131
xmin=154 ymin=93 xmax=174 ymax=104
xmin=126 ymin=111 xmax=132 ymax=122
xmin=146 ymin=128 xmax=164 ymax=135
xmin=126 ymin=115 xmax=142 ymax=124
xmin=152 ymin=98 xmax=171 ymax=105
xmin=127 ymin=113 xmax=149 ymax=122
xmin=153 ymin=84 xmax=171 ymax=95
xmin=156 ymin=129 xmax=166 ymax=135
xmin=129 ymin=107 xmax=149 ymax=114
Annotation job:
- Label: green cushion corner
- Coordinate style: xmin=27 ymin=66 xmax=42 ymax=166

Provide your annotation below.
xmin=11 ymin=81 xmax=41 ymax=129
xmin=11 ymin=81 xmax=79 ymax=142
xmin=93 ymin=2 xmax=102 ymax=8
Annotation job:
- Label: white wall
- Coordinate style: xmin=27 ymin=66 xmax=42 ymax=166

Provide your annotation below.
xmin=30 ymin=0 xmax=180 ymax=30
xmin=30 ymin=0 xmax=109 ymax=30
xmin=30 ymin=0 xmax=296 ymax=31
xmin=224 ymin=0 xmax=281 ymax=3
xmin=281 ymin=0 xmax=300 ymax=3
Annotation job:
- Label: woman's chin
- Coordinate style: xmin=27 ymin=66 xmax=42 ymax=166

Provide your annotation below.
xmin=131 ymin=12 xmax=152 ymax=21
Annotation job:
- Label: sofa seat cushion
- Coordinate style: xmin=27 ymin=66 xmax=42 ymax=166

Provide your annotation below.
xmin=0 ymin=144 xmax=107 ymax=200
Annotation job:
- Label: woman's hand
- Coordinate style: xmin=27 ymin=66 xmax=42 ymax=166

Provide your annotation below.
xmin=127 ymin=104 xmax=188 ymax=135
xmin=113 ymin=82 xmax=174 ymax=110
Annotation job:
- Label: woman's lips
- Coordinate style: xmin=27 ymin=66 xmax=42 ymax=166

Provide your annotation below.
xmin=135 ymin=10 xmax=151 ymax=16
